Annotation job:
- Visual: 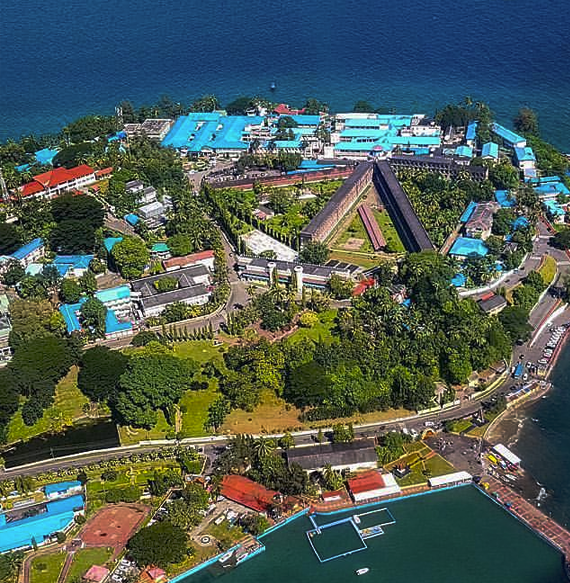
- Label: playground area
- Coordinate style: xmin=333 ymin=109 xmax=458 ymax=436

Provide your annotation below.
xmin=80 ymin=504 xmax=149 ymax=557
xmin=306 ymin=507 xmax=396 ymax=563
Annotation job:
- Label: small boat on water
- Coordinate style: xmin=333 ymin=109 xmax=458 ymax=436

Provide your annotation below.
xmin=270 ymin=82 xmax=276 ymax=91
xmin=356 ymin=568 xmax=369 ymax=575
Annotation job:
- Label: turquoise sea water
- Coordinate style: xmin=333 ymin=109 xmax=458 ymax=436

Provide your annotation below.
xmin=514 ymin=342 xmax=570 ymax=530
xmin=183 ymin=487 xmax=565 ymax=583
xmin=1 ymin=0 xmax=569 ymax=150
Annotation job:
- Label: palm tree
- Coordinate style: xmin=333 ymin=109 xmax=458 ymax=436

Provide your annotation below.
xmin=254 ymin=437 xmax=276 ymax=459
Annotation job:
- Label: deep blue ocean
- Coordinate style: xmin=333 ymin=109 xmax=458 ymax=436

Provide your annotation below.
xmin=1 ymin=0 xmax=569 ymax=149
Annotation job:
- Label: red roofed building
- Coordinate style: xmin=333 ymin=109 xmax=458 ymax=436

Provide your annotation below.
xmin=347 ymin=470 xmax=401 ymax=502
xmin=138 ymin=567 xmax=167 ymax=583
xmin=220 ymin=475 xmax=281 ymax=513
xmin=273 ymin=103 xmax=306 ymax=116
xmin=20 ymin=164 xmax=96 ymax=199
xmin=95 ymin=167 xmax=113 ymax=179
xmin=83 ymin=565 xmax=110 ymax=582
xmin=163 ymin=249 xmax=215 ymax=272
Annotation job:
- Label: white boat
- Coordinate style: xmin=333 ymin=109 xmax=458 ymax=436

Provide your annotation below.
xmin=356 ymin=568 xmax=369 ymax=575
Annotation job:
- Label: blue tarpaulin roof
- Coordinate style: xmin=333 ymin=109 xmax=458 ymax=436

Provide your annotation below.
xmin=492 ymin=123 xmax=526 ymax=146
xmin=11 ymin=238 xmax=44 ymax=260
xmin=124 ymin=213 xmax=140 ymax=226
xmin=451 ymin=273 xmax=467 ymax=287
xmin=34 ymin=148 xmax=59 ymax=165
xmin=15 ymin=163 xmax=31 ymax=173
xmin=456 ymin=145 xmax=473 ymax=158
xmin=466 ymin=121 xmax=478 ymax=141
xmin=512 ymin=216 xmax=529 ymax=230
xmin=104 ymin=237 xmax=123 ymax=253
xmin=0 ymin=495 xmax=83 ymax=552
xmin=44 ymin=481 xmax=82 ymax=496
xmin=94 ymin=285 xmax=131 ymax=304
xmin=449 ymin=237 xmax=488 ymax=257
xmin=105 ymin=310 xmax=133 ymax=334
xmin=481 ymin=142 xmax=499 ymax=158
xmin=495 ymin=190 xmax=516 ymax=207
xmin=460 ymin=201 xmax=478 ymax=223
xmin=514 ymin=146 xmax=536 ymax=162
xmin=543 ymin=199 xmax=565 ymax=217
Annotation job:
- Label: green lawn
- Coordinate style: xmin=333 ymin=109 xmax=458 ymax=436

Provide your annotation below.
xmin=7 ymin=367 xmax=90 ymax=444
xmin=397 ymin=453 xmax=455 ymax=487
xmin=329 ymin=249 xmax=383 ymax=270
xmin=373 ymin=208 xmax=405 ymax=253
xmin=118 ymin=409 xmax=174 ymax=446
xmin=173 ymin=340 xmax=225 ymax=363
xmin=179 ymin=382 xmax=219 ymax=438
xmin=335 ymin=213 xmax=374 ymax=253
xmin=288 ymin=310 xmax=337 ymax=344
xmin=30 ymin=551 xmax=67 ymax=583
xmin=65 ymin=547 xmax=113 ymax=582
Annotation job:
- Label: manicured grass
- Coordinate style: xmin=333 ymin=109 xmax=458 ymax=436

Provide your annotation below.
xmin=173 ymin=340 xmax=226 ymax=363
xmin=329 ymin=250 xmax=381 ymax=269
xmin=373 ymin=208 xmax=405 ymax=253
xmin=205 ymin=518 xmax=245 ymax=549
xmin=446 ymin=418 xmax=473 ymax=434
xmin=65 ymin=547 xmax=113 ymax=582
xmin=397 ymin=452 xmax=455 ymax=487
xmin=288 ymin=309 xmax=337 ymax=344
xmin=179 ymin=383 xmax=219 ymax=438
xmin=30 ymin=551 xmax=67 ymax=583
xmin=7 ymin=367 xmax=90 ymax=444
xmin=335 ymin=213 xmax=374 ymax=253
xmin=118 ymin=409 xmax=174 ymax=446
xmin=538 ymin=254 xmax=557 ymax=285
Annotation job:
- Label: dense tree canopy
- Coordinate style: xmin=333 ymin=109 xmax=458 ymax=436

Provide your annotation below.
xmin=111 ymin=236 xmax=149 ymax=279
xmin=78 ymin=347 xmax=129 ymax=403
xmin=115 ymin=348 xmax=198 ymax=427
xmin=127 ymin=521 xmax=188 ymax=568
xmin=0 ymin=223 xmax=22 ymax=255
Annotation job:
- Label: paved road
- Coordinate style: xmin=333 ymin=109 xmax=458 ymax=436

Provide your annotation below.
xmin=4 ymin=219 xmax=567 ymax=478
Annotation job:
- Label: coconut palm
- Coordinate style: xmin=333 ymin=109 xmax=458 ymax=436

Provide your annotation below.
xmin=254 ymin=437 xmax=276 ymax=460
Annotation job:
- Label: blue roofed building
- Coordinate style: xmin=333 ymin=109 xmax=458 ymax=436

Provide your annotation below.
xmin=449 ymin=237 xmax=489 ymax=259
xmin=495 ymin=190 xmax=516 ymax=207
xmin=34 ymin=148 xmax=59 ymax=166
xmin=0 ymin=494 xmax=84 ymax=553
xmin=492 ymin=123 xmax=526 ymax=148
xmin=455 ymin=145 xmax=473 ymax=162
xmin=161 ymin=113 xmax=266 ymax=156
xmin=465 ymin=121 xmax=478 ymax=146
xmin=11 ymin=238 xmax=45 ymax=268
xmin=512 ymin=216 xmax=529 ymax=230
xmin=514 ymin=146 xmax=536 ymax=173
xmin=151 ymin=242 xmax=171 ymax=259
xmin=460 ymin=201 xmax=478 ymax=223
xmin=53 ymin=255 xmax=93 ymax=278
xmin=60 ymin=285 xmax=133 ymax=338
xmin=44 ymin=480 xmax=83 ymax=500
xmin=124 ymin=213 xmax=140 ymax=227
xmin=543 ymin=199 xmax=566 ymax=223
xmin=451 ymin=273 xmax=467 ymax=287
xmin=534 ymin=179 xmax=570 ymax=200
xmin=481 ymin=142 xmax=499 ymax=160
xmin=103 ymin=237 xmax=123 ymax=254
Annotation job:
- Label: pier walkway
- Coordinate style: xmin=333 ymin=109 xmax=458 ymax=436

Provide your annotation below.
xmin=484 ymin=477 xmax=570 ymax=565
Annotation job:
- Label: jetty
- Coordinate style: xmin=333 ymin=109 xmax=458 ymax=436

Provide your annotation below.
xmin=483 ymin=476 xmax=570 ymax=578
